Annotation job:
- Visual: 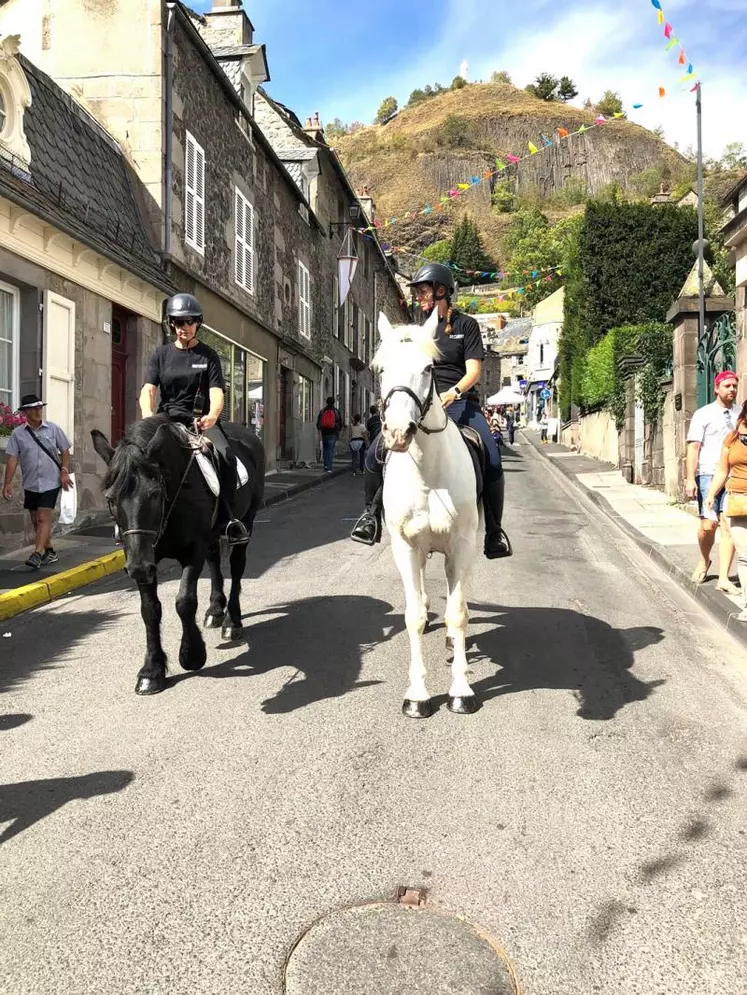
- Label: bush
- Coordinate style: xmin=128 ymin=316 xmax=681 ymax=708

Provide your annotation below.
xmin=438 ymin=114 xmax=471 ymax=148
xmin=628 ymin=167 xmax=665 ymax=199
xmin=491 ymin=70 xmax=512 ymax=85
xmin=450 ymin=216 xmax=495 ymax=282
xmin=491 ymin=182 xmax=516 ymax=213
xmin=451 ymin=75 xmax=467 ymax=90
xmin=375 ymin=96 xmax=398 ymax=125
xmin=0 ymin=402 xmax=25 ymax=436
xmin=422 ymin=239 xmax=452 ymax=264
xmin=595 ymin=90 xmax=624 ymax=117
xmin=552 ymin=176 xmax=588 ymax=207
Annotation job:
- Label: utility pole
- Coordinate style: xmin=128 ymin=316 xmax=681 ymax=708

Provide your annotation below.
xmin=696 ymin=82 xmax=706 ymax=348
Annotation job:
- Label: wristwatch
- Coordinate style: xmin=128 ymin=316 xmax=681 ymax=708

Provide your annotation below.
xmin=453 ymin=386 xmax=463 ymax=399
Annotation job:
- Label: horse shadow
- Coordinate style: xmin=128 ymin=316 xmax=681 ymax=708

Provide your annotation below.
xmin=177 ymin=595 xmax=403 ymax=714
xmin=0 ymin=770 xmax=134 ymax=845
xmin=456 ymin=603 xmax=665 ymax=721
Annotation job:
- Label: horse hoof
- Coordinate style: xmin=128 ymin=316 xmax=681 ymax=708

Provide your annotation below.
xmin=447 ymin=695 xmax=480 ymax=715
xmin=221 ymin=625 xmax=243 ymax=641
xmin=204 ymin=611 xmax=225 ymax=629
xmin=135 ymin=675 xmax=166 ymax=695
xmin=402 ymin=699 xmax=433 ymax=719
xmin=180 ymin=652 xmax=206 ymax=672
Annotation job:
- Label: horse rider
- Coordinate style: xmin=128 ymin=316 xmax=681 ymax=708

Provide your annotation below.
xmin=350 ymin=262 xmax=511 ymax=559
xmin=139 ymin=292 xmax=249 ymax=544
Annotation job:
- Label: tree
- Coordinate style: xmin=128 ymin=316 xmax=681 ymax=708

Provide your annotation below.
xmin=558 ymin=76 xmax=578 ymax=102
xmin=503 ymin=209 xmax=581 ymax=308
xmin=525 ymin=73 xmax=559 ymax=102
xmin=720 ymin=141 xmax=747 ymax=171
xmin=375 ymin=96 xmax=398 ymax=125
xmin=491 ymin=70 xmax=512 ymax=84
xmin=594 ymin=90 xmax=624 ymax=117
xmin=451 ymin=75 xmax=467 ymax=90
xmin=450 ymin=216 xmax=494 ymax=283
xmin=651 ymin=125 xmax=666 ymax=141
xmin=439 ymin=114 xmax=471 ymax=148
xmin=407 ymin=88 xmax=427 ymax=107
xmin=324 ymin=118 xmax=348 ymax=141
xmin=422 ymin=239 xmax=452 ymax=264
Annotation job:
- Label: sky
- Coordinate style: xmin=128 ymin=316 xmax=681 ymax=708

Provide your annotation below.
xmin=193 ymin=0 xmax=747 ymax=160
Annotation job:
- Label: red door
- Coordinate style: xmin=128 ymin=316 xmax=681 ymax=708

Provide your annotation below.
xmin=279 ymin=368 xmax=289 ymax=459
xmin=111 ymin=308 xmax=128 ymax=444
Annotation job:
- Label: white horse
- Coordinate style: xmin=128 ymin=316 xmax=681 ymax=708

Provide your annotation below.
xmin=374 ymin=310 xmax=481 ymax=719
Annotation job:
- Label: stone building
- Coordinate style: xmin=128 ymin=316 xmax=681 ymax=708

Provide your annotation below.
xmin=722 ymin=171 xmax=747 ymax=383
xmin=2 ymin=0 xmax=402 ymax=466
xmin=0 ymin=37 xmax=170 ymax=551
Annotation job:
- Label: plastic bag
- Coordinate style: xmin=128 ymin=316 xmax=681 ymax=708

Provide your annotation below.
xmin=59 ymin=473 xmax=77 ymax=525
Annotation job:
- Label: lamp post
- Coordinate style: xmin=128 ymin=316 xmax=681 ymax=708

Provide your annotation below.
xmin=696 ymin=82 xmax=707 ymax=347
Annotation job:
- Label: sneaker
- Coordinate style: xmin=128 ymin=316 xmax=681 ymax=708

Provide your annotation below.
xmin=25 ymin=551 xmax=43 ymax=570
xmin=41 ymin=548 xmax=59 ymax=565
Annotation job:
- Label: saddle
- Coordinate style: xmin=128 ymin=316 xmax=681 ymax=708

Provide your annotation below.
xmin=457 ymin=425 xmax=485 ymax=503
xmin=172 ymin=423 xmax=249 ymax=498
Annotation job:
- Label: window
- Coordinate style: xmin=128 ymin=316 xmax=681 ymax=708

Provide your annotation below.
xmin=299 ymin=375 xmax=314 ymax=423
xmin=333 ymin=277 xmax=339 ymax=338
xmin=185 ymin=131 xmax=205 ymax=254
xmin=0 ymin=281 xmax=19 ymax=412
xmin=200 ymin=324 xmax=266 ymax=435
xmin=540 ymin=343 xmax=545 ymax=365
xmin=346 ymin=301 xmax=356 ymax=351
xmin=0 ymin=91 xmax=6 ymax=134
xmin=234 ymin=188 xmax=255 ymax=294
xmin=298 ymin=261 xmax=311 ymax=339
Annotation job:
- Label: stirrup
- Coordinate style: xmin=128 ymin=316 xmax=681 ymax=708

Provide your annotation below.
xmin=224 ymin=518 xmax=250 ymax=546
xmin=350 ymin=510 xmax=381 ymax=546
xmin=485 ymin=528 xmax=512 ymax=560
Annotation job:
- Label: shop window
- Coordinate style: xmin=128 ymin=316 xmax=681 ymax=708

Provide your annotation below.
xmin=0 ymin=281 xmax=19 ymax=412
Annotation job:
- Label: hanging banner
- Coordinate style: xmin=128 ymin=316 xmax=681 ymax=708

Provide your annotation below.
xmin=337 ymin=229 xmax=358 ymax=308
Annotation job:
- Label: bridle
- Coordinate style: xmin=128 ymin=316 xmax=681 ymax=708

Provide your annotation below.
xmin=380 ymin=367 xmax=448 ymax=436
xmin=114 ymin=446 xmax=199 ymax=543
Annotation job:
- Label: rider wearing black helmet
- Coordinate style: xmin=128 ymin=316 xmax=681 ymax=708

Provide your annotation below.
xmin=139 ymin=292 xmax=248 ymax=543
xmin=350 ymin=261 xmax=511 ymax=559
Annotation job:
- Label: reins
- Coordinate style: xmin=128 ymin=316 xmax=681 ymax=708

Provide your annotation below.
xmin=380 ymin=369 xmax=449 ymax=436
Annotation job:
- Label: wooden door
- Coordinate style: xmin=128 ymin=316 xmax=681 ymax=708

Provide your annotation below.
xmin=279 ymin=367 xmax=289 ymax=459
xmin=111 ymin=307 xmax=128 ymax=444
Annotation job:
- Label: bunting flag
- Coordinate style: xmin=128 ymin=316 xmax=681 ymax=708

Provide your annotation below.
xmin=528 ymin=142 xmax=539 ymax=154
xmin=648 ymin=0 xmax=699 ymax=89
xmin=557 ymin=127 xmax=569 ymax=138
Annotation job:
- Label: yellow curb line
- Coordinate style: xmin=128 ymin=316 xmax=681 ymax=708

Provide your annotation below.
xmin=0 ymin=550 xmax=125 ymax=622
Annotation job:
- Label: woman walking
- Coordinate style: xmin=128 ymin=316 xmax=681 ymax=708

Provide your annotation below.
xmin=350 ymin=414 xmax=367 ymax=476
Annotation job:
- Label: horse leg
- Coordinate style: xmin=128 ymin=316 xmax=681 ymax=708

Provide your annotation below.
xmin=176 ymin=561 xmax=207 ymax=672
xmin=135 ymin=580 xmax=167 ymax=695
xmin=444 ymin=541 xmax=479 ymax=715
xmin=203 ymin=542 xmax=226 ymax=629
xmin=393 ymin=538 xmax=432 ymax=719
xmin=222 ymin=542 xmax=247 ymax=641
xmin=420 ymin=551 xmax=431 ymax=632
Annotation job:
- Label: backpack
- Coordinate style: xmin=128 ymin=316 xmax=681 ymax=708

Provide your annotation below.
xmin=320 ymin=408 xmax=337 ymax=431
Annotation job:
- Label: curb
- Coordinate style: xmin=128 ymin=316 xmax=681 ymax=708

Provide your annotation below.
xmin=0 ymin=466 xmax=347 ymax=624
xmin=523 ymin=432 xmax=747 ymax=652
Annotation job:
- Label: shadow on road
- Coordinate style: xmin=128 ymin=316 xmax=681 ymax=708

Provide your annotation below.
xmin=0 ymin=769 xmax=134 ymax=844
xmin=0 ymin=714 xmax=32 ymax=731
xmin=172 ymin=595 xmax=402 ymax=713
xmin=463 ymin=602 xmax=665 ymax=721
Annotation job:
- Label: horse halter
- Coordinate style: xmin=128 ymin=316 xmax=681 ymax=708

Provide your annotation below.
xmin=114 ymin=443 xmax=199 ymax=543
xmin=380 ymin=368 xmax=448 ymax=436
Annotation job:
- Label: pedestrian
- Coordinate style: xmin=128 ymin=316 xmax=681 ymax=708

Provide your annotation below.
xmin=316 ymin=396 xmax=342 ymax=473
xmin=366 ymin=403 xmax=381 ymax=441
xmin=506 ymin=407 xmax=516 ymax=445
xmin=349 ymin=414 xmax=367 ymax=476
xmin=350 ymin=261 xmax=511 ymax=558
xmin=705 ymin=397 xmax=747 ymax=619
xmin=539 ymin=411 xmax=549 ymax=444
xmin=685 ymin=370 xmax=740 ymax=592
xmin=2 ymin=394 xmax=73 ymax=569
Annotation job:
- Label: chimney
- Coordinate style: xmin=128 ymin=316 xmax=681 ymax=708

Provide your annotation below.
xmin=200 ymin=0 xmax=254 ymax=48
xmin=357 ymin=185 xmax=375 ymax=223
xmin=303 ymin=110 xmax=324 ymax=142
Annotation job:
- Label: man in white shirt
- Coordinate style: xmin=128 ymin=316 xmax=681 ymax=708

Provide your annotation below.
xmin=685 ymin=370 xmax=739 ymax=591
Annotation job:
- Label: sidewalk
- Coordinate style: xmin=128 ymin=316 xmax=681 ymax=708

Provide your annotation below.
xmin=523 ymin=430 xmax=747 ymax=650
xmin=0 ymin=459 xmax=349 ymax=621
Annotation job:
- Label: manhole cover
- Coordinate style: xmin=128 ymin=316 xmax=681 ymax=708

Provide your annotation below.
xmin=284 ymin=902 xmax=518 ymax=995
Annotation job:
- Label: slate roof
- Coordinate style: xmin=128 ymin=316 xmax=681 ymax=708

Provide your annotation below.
xmin=482 ymin=316 xmax=532 ymax=353
xmin=0 ymin=56 xmax=169 ymax=291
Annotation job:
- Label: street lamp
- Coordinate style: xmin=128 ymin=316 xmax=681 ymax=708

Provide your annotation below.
xmin=329 ymin=201 xmax=362 ymax=236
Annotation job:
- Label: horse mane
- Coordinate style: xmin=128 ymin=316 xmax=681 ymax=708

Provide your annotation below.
xmin=103 ymin=416 xmax=174 ymax=502
xmin=372 ymin=325 xmax=441 ymax=372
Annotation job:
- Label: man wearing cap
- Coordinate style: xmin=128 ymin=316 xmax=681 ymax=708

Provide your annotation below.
xmin=685 ymin=371 xmax=740 ymax=591
xmin=2 ymin=394 xmax=72 ymax=569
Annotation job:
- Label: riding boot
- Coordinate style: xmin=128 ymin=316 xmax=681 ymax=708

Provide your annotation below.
xmin=351 ymin=468 xmax=383 ymax=546
xmin=209 ymin=426 xmax=249 ymax=545
xmin=483 ymin=476 xmax=512 ymax=559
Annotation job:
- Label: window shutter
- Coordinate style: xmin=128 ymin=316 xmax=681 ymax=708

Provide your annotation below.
xmin=234 ymin=188 xmax=245 ymax=287
xmin=298 ymin=262 xmax=311 ymax=338
xmin=245 ymin=200 xmax=255 ymax=294
xmin=43 ymin=291 xmax=75 ymax=445
xmin=185 ymin=132 xmax=205 ymax=254
xmin=234 ymin=189 xmax=255 ymax=294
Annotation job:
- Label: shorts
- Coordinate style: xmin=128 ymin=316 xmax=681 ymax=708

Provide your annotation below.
xmin=24 ymin=487 xmax=60 ymax=511
xmin=696 ymin=474 xmax=725 ymax=523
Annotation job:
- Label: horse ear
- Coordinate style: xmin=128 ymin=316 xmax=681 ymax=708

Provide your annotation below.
xmin=378 ymin=312 xmax=394 ymax=339
xmin=91 ymin=429 xmax=114 ymax=465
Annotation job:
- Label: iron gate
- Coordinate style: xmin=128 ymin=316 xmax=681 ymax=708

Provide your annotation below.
xmin=697 ymin=312 xmax=737 ymax=407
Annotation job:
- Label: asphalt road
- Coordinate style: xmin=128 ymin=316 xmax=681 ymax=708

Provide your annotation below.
xmin=2 ymin=442 xmax=747 ymax=995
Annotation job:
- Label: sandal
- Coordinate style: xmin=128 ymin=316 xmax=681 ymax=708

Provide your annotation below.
xmin=691 ymin=562 xmax=710 ymax=584
xmin=716 ymin=581 xmax=742 ymax=596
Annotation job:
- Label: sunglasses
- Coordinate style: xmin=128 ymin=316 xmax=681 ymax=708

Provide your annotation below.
xmin=171 ymin=318 xmax=197 ymax=328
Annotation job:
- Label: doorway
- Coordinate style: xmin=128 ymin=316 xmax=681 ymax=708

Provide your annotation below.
xmin=279 ymin=367 xmax=290 ymax=460
xmin=111 ymin=306 xmax=130 ymax=444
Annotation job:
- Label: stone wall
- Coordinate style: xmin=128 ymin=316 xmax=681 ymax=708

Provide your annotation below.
xmin=578 ymin=409 xmax=619 ymax=465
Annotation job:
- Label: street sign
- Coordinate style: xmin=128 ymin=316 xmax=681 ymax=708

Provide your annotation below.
xmin=540 ymin=388 xmax=551 ymax=400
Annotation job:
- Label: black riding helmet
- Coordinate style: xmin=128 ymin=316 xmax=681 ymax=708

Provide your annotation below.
xmin=407 ymin=262 xmax=456 ymax=309
xmin=165 ymin=292 xmax=203 ymax=326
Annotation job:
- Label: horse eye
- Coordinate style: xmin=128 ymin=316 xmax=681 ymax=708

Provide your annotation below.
xmin=424 ymin=365 xmax=433 ymax=374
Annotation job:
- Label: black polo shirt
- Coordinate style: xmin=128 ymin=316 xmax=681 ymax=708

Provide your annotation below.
xmin=433 ymin=310 xmax=485 ymax=399
xmin=145 ymin=341 xmax=225 ymax=419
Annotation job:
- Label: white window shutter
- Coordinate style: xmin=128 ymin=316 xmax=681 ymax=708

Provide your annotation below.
xmin=43 ymin=291 xmax=75 ymax=445
xmin=246 ymin=200 xmax=255 ymax=294
xmin=185 ymin=132 xmax=205 ymax=254
xmin=234 ymin=188 xmax=245 ymax=287
xmin=298 ymin=262 xmax=311 ymax=338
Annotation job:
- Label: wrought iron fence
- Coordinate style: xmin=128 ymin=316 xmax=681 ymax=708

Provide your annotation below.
xmin=696 ymin=312 xmax=737 ymax=407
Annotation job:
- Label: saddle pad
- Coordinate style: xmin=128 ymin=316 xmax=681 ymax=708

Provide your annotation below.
xmin=236 ymin=457 xmax=249 ymax=487
xmin=195 ymin=452 xmax=220 ymax=497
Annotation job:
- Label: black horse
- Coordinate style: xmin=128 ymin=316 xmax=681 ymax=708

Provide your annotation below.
xmin=92 ymin=417 xmax=265 ymax=695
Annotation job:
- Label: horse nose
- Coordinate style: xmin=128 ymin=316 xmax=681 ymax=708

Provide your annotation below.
xmin=127 ymin=562 xmax=157 ymax=585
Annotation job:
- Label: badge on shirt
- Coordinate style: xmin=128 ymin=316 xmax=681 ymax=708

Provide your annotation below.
xmin=450 ymin=333 xmax=464 ymax=340
xmin=191 ymin=363 xmax=208 ymax=370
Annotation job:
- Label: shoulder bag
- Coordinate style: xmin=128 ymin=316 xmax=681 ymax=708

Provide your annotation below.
xmin=25 ymin=425 xmax=62 ymax=470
